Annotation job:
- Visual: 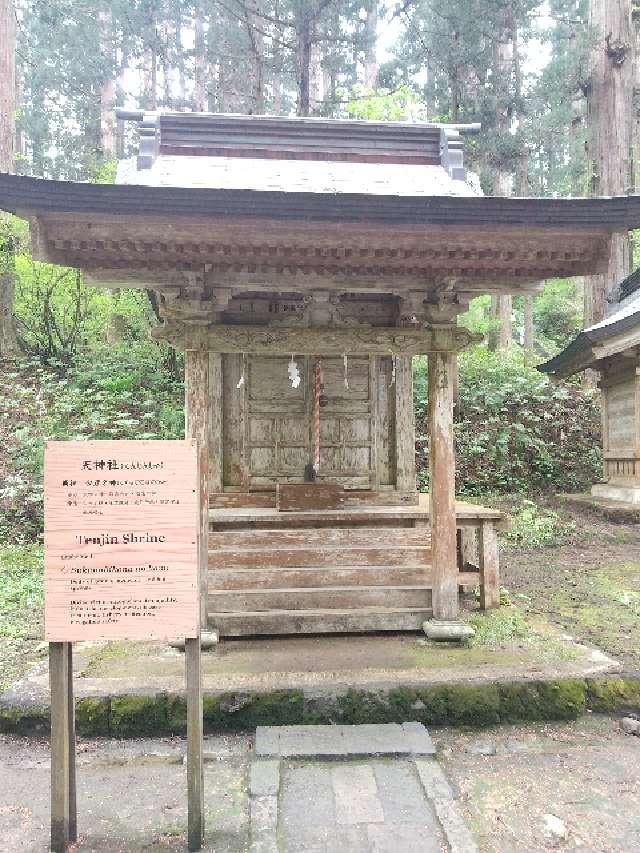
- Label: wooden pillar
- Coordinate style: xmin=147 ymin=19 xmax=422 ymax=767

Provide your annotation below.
xmin=208 ymin=352 xmax=223 ymax=492
xmin=478 ymin=520 xmax=500 ymax=610
xmin=428 ymin=351 xmax=458 ymax=620
xmin=460 ymin=526 xmax=478 ymax=569
xmin=50 ymin=641 xmax=77 ymax=853
xmin=395 ymin=356 xmax=416 ymax=492
xmin=185 ymin=349 xmax=210 ymax=628
xmin=186 ymin=636 xmax=204 ymax=850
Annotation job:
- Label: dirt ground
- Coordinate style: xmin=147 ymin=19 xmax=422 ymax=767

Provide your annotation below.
xmin=436 ymin=714 xmax=640 ymax=853
xmin=0 ymin=716 xmax=638 ymax=852
xmin=498 ymin=496 xmax=640 ymax=672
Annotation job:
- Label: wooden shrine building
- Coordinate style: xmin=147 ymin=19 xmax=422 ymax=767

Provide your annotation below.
xmin=540 ymin=268 xmax=640 ymax=506
xmin=3 ymin=112 xmax=640 ymax=636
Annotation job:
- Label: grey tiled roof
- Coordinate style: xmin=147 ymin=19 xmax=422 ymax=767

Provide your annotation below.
xmin=116 ymin=154 xmax=482 ymax=198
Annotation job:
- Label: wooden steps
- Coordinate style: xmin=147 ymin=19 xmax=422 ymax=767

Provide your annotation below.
xmin=208 ymin=544 xmax=431 ymax=570
xmin=210 ymin=565 xmax=431 ymax=589
xmin=208 ymin=527 xmax=429 ymax=548
xmin=209 ymin=585 xmax=432 ymax=612
xmin=209 ymin=607 xmax=431 ymax=636
xmin=208 ymin=523 xmax=437 ymax=637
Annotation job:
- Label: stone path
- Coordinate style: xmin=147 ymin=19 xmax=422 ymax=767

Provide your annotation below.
xmin=249 ymin=723 xmax=477 ymax=853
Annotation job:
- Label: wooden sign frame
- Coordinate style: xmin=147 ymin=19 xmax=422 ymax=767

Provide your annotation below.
xmin=45 ymin=440 xmax=204 ymax=852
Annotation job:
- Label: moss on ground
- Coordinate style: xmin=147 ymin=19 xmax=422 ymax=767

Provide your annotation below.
xmin=109 ymin=694 xmax=168 ymax=738
xmin=585 ymin=677 xmax=640 ymax=713
xmin=1 ymin=677 xmax=638 ymax=737
xmin=75 ymin=697 xmax=110 ymax=737
xmin=0 ymin=702 xmax=49 ymax=734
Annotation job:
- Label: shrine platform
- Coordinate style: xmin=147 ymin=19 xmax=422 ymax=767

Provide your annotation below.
xmin=207 ymin=496 xmax=504 ymax=637
xmin=558 ymin=492 xmax=640 ymax=523
xmin=0 ymin=621 xmax=625 ymax=737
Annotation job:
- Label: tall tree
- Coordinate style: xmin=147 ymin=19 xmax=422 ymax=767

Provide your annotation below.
xmin=0 ymin=0 xmax=19 ymax=356
xmin=363 ymin=0 xmax=379 ymax=89
xmin=583 ymin=0 xmax=634 ymax=325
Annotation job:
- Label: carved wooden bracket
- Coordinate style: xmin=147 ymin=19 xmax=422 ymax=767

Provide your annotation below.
xmin=152 ymin=321 xmax=483 ymax=355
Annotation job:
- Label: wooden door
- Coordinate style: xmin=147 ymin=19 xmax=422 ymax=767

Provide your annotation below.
xmin=222 ymin=354 xmax=389 ymax=490
xmin=315 ymin=356 xmax=375 ymax=489
xmin=246 ymin=356 xmax=309 ymax=486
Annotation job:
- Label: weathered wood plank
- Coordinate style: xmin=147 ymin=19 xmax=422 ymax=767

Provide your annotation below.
xmin=50 ymin=642 xmax=75 ymax=853
xmin=276 ymin=483 xmax=343 ymax=511
xmin=185 ymin=350 xmax=209 ymax=625
xmin=394 ymin=355 xmax=416 ymax=492
xmin=478 ymin=520 xmax=500 ymax=610
xmin=429 ymin=351 xmax=458 ymax=620
xmin=208 ymin=565 xmax=434 ymax=589
xmin=211 ymin=607 xmax=433 ymax=636
xmin=185 ymin=637 xmax=204 ymax=852
xmin=209 ymin=585 xmax=433 ymax=611
xmin=208 ymin=526 xmax=432 ymax=547
xmin=155 ymin=322 xmax=480 ymax=355
xmin=208 ymin=352 xmax=223 ymax=492
xmin=460 ymin=527 xmax=478 ymax=569
xmin=66 ymin=644 xmax=77 ymax=843
xmin=208 ymin=544 xmax=432 ymax=569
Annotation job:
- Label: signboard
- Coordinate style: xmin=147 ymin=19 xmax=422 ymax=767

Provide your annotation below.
xmin=44 ymin=440 xmax=199 ymax=642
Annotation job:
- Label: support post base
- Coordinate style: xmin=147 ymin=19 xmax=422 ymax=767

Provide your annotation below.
xmin=170 ymin=630 xmax=219 ymax=652
xmin=423 ymin=620 xmax=475 ymax=642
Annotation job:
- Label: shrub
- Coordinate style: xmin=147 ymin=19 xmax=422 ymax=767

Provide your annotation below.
xmin=504 ymin=500 xmax=576 ymax=548
xmin=415 ymin=347 xmax=601 ymax=496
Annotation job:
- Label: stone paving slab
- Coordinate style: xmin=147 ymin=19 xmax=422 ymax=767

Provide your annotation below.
xmin=249 ymin=759 xmax=280 ymax=798
xmin=250 ymin=723 xmax=477 ymax=853
xmin=332 ymin=765 xmax=385 ymax=825
xmin=279 ymin=758 xmax=446 ymax=853
xmin=254 ymin=722 xmax=435 ymax=759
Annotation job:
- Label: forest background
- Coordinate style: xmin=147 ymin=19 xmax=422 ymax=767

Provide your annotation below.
xmin=0 ymin=0 xmax=636 ymax=544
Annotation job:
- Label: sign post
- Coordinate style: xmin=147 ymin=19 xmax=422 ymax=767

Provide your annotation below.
xmin=44 ymin=439 xmax=203 ymax=852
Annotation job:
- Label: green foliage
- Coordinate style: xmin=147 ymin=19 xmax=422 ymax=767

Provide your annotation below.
xmin=458 ymin=294 xmax=501 ymax=340
xmin=0 ymin=335 xmax=183 ymax=543
xmin=0 ymin=546 xmax=43 ymax=638
xmin=92 ymin=158 xmax=118 ymax=184
xmin=533 ymin=279 xmax=583 ymax=350
xmin=414 ymin=347 xmax=602 ymax=496
xmin=13 ymin=257 xmax=162 ymax=363
xmin=504 ymin=500 xmax=576 ymax=548
xmin=465 ymin=606 xmax=533 ymax=648
xmin=14 ymin=258 xmax=98 ymax=362
xmin=341 ymin=85 xmax=428 ymax=121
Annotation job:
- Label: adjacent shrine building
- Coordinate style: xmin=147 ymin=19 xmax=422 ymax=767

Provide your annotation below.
xmin=3 ymin=112 xmax=640 ymax=636
xmin=540 ymin=268 xmax=640 ymax=506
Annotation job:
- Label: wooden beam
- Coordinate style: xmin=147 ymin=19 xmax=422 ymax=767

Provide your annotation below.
xmin=50 ymin=642 xmax=76 ymax=853
xmin=478 ymin=520 xmax=500 ymax=610
xmin=394 ymin=356 xmax=416 ymax=491
xmin=185 ymin=350 xmax=210 ymax=627
xmin=186 ymin=636 xmax=204 ymax=851
xmin=428 ymin=351 xmax=458 ymax=620
xmin=155 ymin=322 xmax=481 ymax=355
xmin=208 ymin=353 xmax=223 ymax=492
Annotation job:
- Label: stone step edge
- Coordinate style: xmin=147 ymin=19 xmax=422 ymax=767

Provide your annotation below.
xmin=254 ymin=721 xmax=436 ymax=759
xmin=1 ymin=675 xmax=637 ymax=738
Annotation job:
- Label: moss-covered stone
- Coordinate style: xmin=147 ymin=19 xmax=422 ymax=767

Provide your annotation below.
xmin=334 ymin=689 xmax=397 ymax=725
xmin=0 ymin=703 xmax=49 ymax=734
xmin=109 ymin=694 xmax=168 ymax=737
xmin=586 ymin=677 xmax=640 ymax=713
xmin=0 ymin=676 xmax=628 ymax=737
xmin=534 ymin=679 xmax=586 ymax=720
xmin=203 ymin=690 xmax=305 ymax=731
xmin=165 ymin=694 xmax=187 ymax=735
xmin=75 ymin=697 xmax=110 ymax=737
